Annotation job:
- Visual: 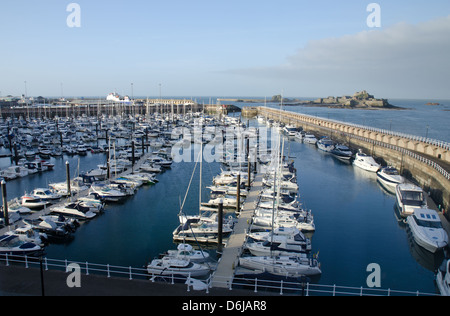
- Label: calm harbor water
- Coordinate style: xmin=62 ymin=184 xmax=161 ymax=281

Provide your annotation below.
xmin=1 ymin=102 xmax=448 ymax=293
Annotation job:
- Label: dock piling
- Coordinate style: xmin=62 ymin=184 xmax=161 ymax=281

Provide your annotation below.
xmin=1 ymin=180 xmax=9 ymax=226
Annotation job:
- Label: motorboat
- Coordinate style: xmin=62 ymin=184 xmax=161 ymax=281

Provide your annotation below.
xmin=283 ymin=125 xmax=298 ymax=137
xmin=147 ymin=156 xmax=172 ymax=168
xmin=330 ymin=144 xmax=353 ymax=161
xmin=89 ymin=183 xmax=127 ymax=202
xmin=162 ymin=243 xmax=210 ymax=263
xmin=30 ymin=188 xmax=62 ymax=202
xmin=207 ymin=185 xmax=248 ymax=198
xmin=49 ymin=177 xmax=89 ymax=196
xmin=245 ymin=233 xmax=311 ymax=256
xmin=353 ymin=150 xmax=380 ymax=172
xmin=20 ymin=194 xmax=51 ymax=210
xmin=303 ymin=133 xmax=317 ymax=145
xmin=173 ymin=217 xmax=233 ymax=244
xmin=263 ymin=178 xmax=298 ymax=194
xmin=24 ymin=216 xmax=73 ymax=241
xmin=85 ymin=168 xmax=108 ymax=180
xmin=6 ymin=198 xmax=32 ymax=215
xmin=248 ymin=226 xmax=311 ymax=251
xmin=252 ymin=210 xmax=315 ymax=232
xmin=50 ymin=202 xmax=97 ymax=220
xmin=207 ymin=195 xmax=242 ymax=208
xmin=147 ymin=256 xmax=211 ymax=278
xmin=122 ymin=173 xmax=158 ymax=185
xmin=5 ymin=225 xmax=47 ymax=246
xmin=76 ymin=144 xmax=88 ymax=155
xmin=139 ymin=162 xmax=162 ymax=173
xmin=436 ymin=259 xmax=450 ymax=296
xmin=213 ymin=171 xmax=247 ymax=186
xmin=40 ymin=215 xmax=80 ymax=232
xmin=0 ymin=234 xmax=42 ymax=255
xmin=0 ymin=166 xmax=28 ymax=180
xmin=0 ymin=210 xmax=21 ymax=226
xmin=294 ymin=132 xmax=303 ymax=142
xmin=395 ymin=183 xmax=427 ymax=217
xmin=406 ymin=208 xmax=448 ymax=253
xmin=239 ymin=255 xmax=321 ymax=277
xmin=316 ymin=137 xmax=334 ymax=152
xmin=376 ymin=167 xmax=405 ymax=193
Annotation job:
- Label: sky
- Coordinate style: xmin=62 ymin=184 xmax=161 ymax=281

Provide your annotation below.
xmin=0 ymin=0 xmax=449 ymax=99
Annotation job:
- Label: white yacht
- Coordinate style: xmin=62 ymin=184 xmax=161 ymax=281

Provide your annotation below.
xmin=5 ymin=225 xmax=47 ymax=246
xmin=406 ymin=208 xmax=448 ymax=253
xmin=303 ymin=133 xmax=317 ymax=145
xmin=353 ymin=150 xmax=381 ymax=172
xmin=376 ymin=167 xmax=405 ymax=193
xmin=89 ymin=183 xmax=127 ymax=202
xmin=395 ymin=183 xmax=427 ymax=217
xmin=294 ymin=131 xmax=303 ymax=142
xmin=239 ymin=255 xmax=321 ymax=277
xmin=30 ymin=188 xmax=62 ymax=202
xmin=162 ymin=243 xmax=210 ymax=263
xmin=85 ymin=168 xmax=108 ymax=180
xmin=283 ymin=125 xmax=298 ymax=137
xmin=436 ymin=259 xmax=450 ymax=296
xmin=252 ymin=211 xmax=315 ymax=232
xmin=49 ymin=177 xmax=89 ymax=196
xmin=50 ymin=202 xmax=97 ymax=220
xmin=147 ymin=256 xmax=211 ymax=278
xmin=316 ymin=137 xmax=334 ymax=152
xmin=173 ymin=215 xmax=234 ymax=244
xmin=330 ymin=144 xmax=353 ymax=161
xmin=139 ymin=163 xmax=162 ymax=173
xmin=245 ymin=232 xmax=311 ymax=256
xmin=0 ymin=234 xmax=42 ymax=255
xmin=20 ymin=194 xmax=51 ymax=210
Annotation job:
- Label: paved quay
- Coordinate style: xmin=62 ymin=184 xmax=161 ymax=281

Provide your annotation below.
xmin=0 ymin=265 xmax=274 ymax=296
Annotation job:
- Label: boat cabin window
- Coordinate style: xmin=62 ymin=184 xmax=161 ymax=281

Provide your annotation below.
xmin=413 ymin=215 xmax=443 ymax=229
xmin=402 ymin=191 xmax=424 ymax=203
xmin=385 ymin=168 xmax=399 ymax=175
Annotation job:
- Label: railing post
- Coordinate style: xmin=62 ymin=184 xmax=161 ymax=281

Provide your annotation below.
xmin=44 ymin=257 xmax=48 ymax=270
xmin=187 ymin=273 xmax=191 ymax=292
xmin=254 ymin=278 xmax=258 ymax=293
xmin=86 ymin=262 xmax=89 ymax=275
xmin=280 ymin=280 xmax=283 ymax=295
xmin=25 ymin=255 xmax=28 ymax=268
xmin=107 ymin=264 xmax=110 ymax=277
xmin=5 ymin=253 xmax=9 ymax=266
xmin=129 ymin=266 xmax=132 ymax=280
xmin=333 ymin=284 xmax=336 ymax=296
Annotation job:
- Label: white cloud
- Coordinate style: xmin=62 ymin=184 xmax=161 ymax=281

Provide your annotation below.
xmin=226 ymin=15 xmax=450 ymax=98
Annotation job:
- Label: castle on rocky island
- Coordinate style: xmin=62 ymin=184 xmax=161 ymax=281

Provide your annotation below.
xmin=313 ymin=90 xmax=391 ymax=108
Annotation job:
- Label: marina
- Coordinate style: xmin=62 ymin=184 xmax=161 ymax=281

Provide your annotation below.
xmin=0 ymin=103 xmax=449 ymax=296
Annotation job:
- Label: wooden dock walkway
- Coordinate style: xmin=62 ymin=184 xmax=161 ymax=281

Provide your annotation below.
xmin=210 ymin=173 xmax=263 ymax=289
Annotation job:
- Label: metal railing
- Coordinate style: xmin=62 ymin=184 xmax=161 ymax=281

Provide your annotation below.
xmin=0 ymin=253 xmax=439 ymax=296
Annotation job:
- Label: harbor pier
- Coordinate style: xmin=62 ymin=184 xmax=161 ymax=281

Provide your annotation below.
xmin=243 ymin=106 xmax=450 ymax=215
xmin=211 ymin=173 xmax=263 ymax=289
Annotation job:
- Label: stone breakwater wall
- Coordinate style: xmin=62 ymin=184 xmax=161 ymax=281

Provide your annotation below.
xmin=243 ymin=106 xmax=450 ymax=212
